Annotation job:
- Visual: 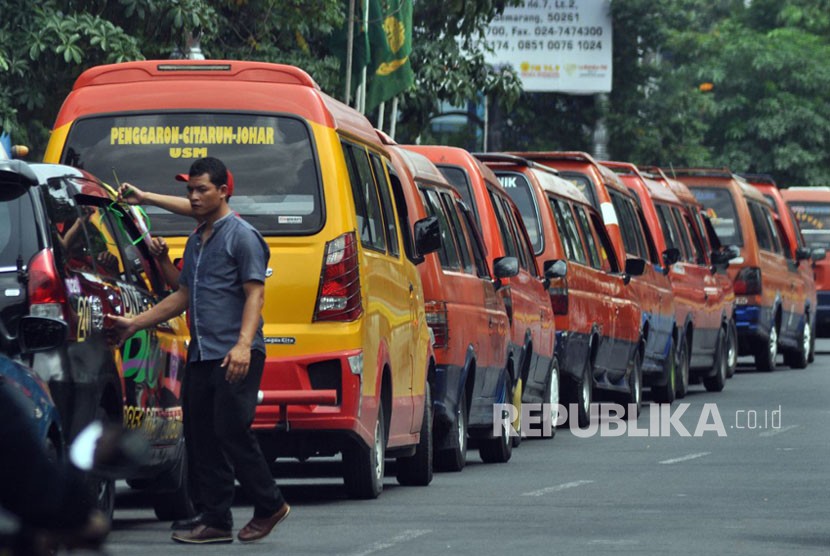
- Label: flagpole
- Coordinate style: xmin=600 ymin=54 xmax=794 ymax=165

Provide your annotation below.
xmin=360 ymin=0 xmax=369 ymax=113
xmin=378 ymin=101 xmax=385 ymax=131
xmin=390 ymin=97 xmax=399 ymax=140
xmin=344 ymin=0 xmax=355 ymax=105
xmin=483 ymin=95 xmax=489 ymax=152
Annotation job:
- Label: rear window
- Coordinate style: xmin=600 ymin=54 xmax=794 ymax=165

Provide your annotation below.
xmin=496 ymin=171 xmax=543 ymax=255
xmin=690 ymin=187 xmax=743 ymax=247
xmin=789 ymin=202 xmax=830 ymax=249
xmin=0 ymin=191 xmax=39 ymax=269
xmin=61 ymin=113 xmax=321 ymax=236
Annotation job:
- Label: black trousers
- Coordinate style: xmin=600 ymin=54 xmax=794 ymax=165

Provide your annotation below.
xmin=183 ymin=350 xmax=284 ymax=529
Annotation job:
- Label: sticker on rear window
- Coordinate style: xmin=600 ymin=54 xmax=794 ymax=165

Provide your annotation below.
xmin=278 ymin=216 xmax=303 ymax=224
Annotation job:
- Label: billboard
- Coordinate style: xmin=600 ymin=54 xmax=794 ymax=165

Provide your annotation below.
xmin=484 ymin=0 xmax=613 ymax=94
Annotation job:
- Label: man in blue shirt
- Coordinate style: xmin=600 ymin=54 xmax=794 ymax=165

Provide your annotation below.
xmin=108 ymin=157 xmax=289 ymax=544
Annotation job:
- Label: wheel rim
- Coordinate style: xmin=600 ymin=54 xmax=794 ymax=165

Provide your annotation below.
xmin=549 ymin=363 xmax=559 ymax=424
xmin=456 ymin=405 xmax=466 ymax=452
xmin=802 ymin=321 xmax=811 ymax=357
xmin=727 ymin=328 xmax=737 ymax=369
xmin=373 ymin=420 xmax=384 ymax=482
xmin=581 ymin=363 xmax=591 ymax=415
xmin=768 ymin=325 xmax=778 ymax=363
xmin=631 ymin=355 xmax=641 ymax=408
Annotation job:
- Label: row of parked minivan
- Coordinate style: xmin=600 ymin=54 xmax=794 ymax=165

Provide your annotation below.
xmin=2 ymin=60 xmax=826 ymax=520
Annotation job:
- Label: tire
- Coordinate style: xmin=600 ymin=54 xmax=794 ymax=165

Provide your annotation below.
xmin=675 ymin=336 xmax=690 ymax=399
xmin=510 ymin=376 xmax=523 ymax=448
xmin=434 ymin=390 xmax=467 ymax=472
xmin=651 ymin=337 xmax=676 ymax=404
xmin=545 ymin=357 xmax=560 ymax=439
xmin=575 ymin=356 xmax=594 ymax=428
xmin=343 ymin=403 xmax=386 ymax=499
xmin=622 ymin=349 xmax=642 ymax=420
xmin=725 ymin=319 xmax=738 ymax=378
xmin=808 ymin=315 xmax=817 ymax=364
xmin=478 ymin=377 xmax=513 ymax=464
xmin=152 ymin=448 xmax=196 ymax=521
xmin=396 ymin=386 xmax=433 ymax=486
xmin=754 ymin=320 xmax=778 ymax=372
xmin=787 ymin=317 xmax=810 ymax=370
xmin=703 ymin=328 xmax=727 ymax=392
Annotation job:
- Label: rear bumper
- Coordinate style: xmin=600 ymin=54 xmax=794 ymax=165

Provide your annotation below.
xmin=252 ymin=349 xmax=376 ymax=448
xmin=816 ymin=291 xmax=830 ymax=333
xmin=735 ymin=304 xmax=773 ymax=352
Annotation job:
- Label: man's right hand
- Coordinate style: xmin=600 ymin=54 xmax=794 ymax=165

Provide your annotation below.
xmin=104 ymin=314 xmax=138 ymax=347
xmin=117 ymin=182 xmax=146 ymax=205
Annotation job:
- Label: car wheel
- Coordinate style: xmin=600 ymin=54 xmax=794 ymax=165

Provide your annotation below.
xmin=479 ymin=376 xmax=513 ymax=464
xmin=754 ymin=320 xmax=778 ymax=372
xmin=396 ymin=386 xmax=433 ymax=486
xmin=703 ymin=328 xmax=727 ymax=392
xmin=343 ymin=403 xmax=386 ymax=499
xmin=651 ymin=337 xmax=676 ymax=404
xmin=675 ymin=337 xmax=690 ymax=399
xmin=575 ymin=355 xmax=594 ymax=428
xmin=808 ymin=314 xmax=817 ymax=364
xmin=510 ymin=376 xmax=523 ymax=448
xmin=622 ymin=349 xmax=642 ymax=420
xmin=788 ymin=317 xmax=810 ymax=370
xmin=435 ymin=389 xmax=467 ymax=472
xmin=545 ymin=357 xmax=560 ymax=439
xmin=726 ymin=319 xmax=738 ymax=378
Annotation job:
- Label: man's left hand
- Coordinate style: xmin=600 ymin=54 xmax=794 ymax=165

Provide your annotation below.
xmin=222 ymin=344 xmax=251 ymax=383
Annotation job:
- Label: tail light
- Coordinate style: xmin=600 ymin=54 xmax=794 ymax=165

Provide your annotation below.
xmin=734 ymin=266 xmax=762 ymax=295
xmin=549 ymin=281 xmax=569 ymax=315
xmin=313 ymin=232 xmax=362 ymax=322
xmin=27 ymin=249 xmax=67 ymax=320
xmin=425 ymin=301 xmax=449 ymax=348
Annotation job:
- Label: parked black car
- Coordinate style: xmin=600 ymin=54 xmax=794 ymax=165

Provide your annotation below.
xmin=0 ymin=160 xmax=192 ymax=520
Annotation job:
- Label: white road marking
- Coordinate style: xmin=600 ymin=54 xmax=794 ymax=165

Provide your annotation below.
xmin=522 ymin=479 xmax=594 ymax=497
xmin=658 ymin=452 xmax=711 ymax=465
xmin=348 ymin=529 xmax=432 ymax=556
xmin=759 ymin=424 xmax=798 ymax=438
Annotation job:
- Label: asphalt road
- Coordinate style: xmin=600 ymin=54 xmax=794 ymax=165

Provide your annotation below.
xmin=102 ymin=341 xmax=830 ymax=555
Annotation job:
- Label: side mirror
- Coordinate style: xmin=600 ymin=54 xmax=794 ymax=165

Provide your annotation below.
xmin=18 ymin=316 xmax=68 ymax=353
xmin=811 ymin=247 xmax=827 ymax=262
xmin=413 ymin=216 xmax=441 ymax=261
xmin=493 ymin=256 xmax=519 ymax=290
xmin=661 ymin=247 xmax=681 ymax=274
xmin=543 ymin=259 xmax=568 ymax=289
xmin=624 ymin=257 xmax=646 ymax=277
xmin=795 ymin=246 xmax=812 ymax=262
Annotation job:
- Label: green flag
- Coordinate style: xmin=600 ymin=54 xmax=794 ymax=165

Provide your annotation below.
xmin=364 ymin=0 xmax=414 ymax=113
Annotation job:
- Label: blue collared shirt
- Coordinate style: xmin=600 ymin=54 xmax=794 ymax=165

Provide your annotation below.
xmin=178 ymin=212 xmax=270 ymax=362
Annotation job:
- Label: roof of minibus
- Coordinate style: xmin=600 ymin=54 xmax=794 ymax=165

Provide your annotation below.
xmin=474 ymin=153 xmax=593 ymax=207
xmin=602 ymin=160 xmax=679 ymax=205
xmin=669 ymin=167 xmax=767 ymax=203
xmin=781 ymin=187 xmax=830 ymax=203
xmin=55 ymin=60 xmax=382 ymax=146
xmin=401 ymin=145 xmax=501 ymax=188
xmin=511 ymin=150 xmax=627 ymax=193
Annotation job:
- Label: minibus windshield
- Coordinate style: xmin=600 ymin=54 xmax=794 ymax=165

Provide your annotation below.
xmin=61 ymin=113 xmax=322 ymax=236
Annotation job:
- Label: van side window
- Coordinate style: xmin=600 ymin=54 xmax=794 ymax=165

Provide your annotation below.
xmin=489 ymin=189 xmax=520 ymax=260
xmin=342 ymin=142 xmax=386 ymax=253
xmin=440 ymin=192 xmax=475 ymax=274
xmin=680 ymin=211 xmax=706 ymax=264
xmin=386 ymin=168 xmax=418 ymax=263
xmin=609 ymin=190 xmax=647 ymax=260
xmin=459 ymin=204 xmax=491 ymax=279
xmin=497 ymin=171 xmax=543 ymax=255
xmin=670 ymin=207 xmax=694 ymax=262
xmin=422 ymin=187 xmax=462 ymax=271
xmin=748 ymin=201 xmax=774 ymax=252
xmin=656 ymin=204 xmax=682 ymax=257
xmin=437 ymin=165 xmax=479 ymax=228
xmin=762 ymin=208 xmax=784 ymax=255
xmin=370 ymin=154 xmax=400 ymax=257
xmin=574 ymin=205 xmax=603 ymax=270
xmin=550 ymin=197 xmax=587 ymax=265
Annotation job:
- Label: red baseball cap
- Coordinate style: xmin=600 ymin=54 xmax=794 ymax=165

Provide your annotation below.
xmin=175 ymin=169 xmax=234 ymax=198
